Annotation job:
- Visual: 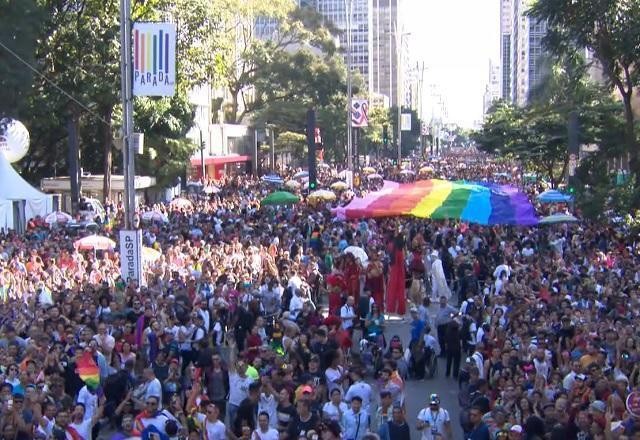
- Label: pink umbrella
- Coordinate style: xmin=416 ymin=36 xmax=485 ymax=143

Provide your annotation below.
xmin=44 ymin=211 xmax=73 ymax=225
xmin=74 ymin=235 xmax=116 ymax=251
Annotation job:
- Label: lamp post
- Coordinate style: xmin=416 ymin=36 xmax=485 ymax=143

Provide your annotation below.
xmin=119 ymin=0 xmax=135 ymax=229
xmin=395 ymin=29 xmax=410 ymax=167
xmin=266 ymin=123 xmax=275 ymax=171
xmin=345 ymin=0 xmax=353 ymax=172
xmin=198 ymin=127 xmax=205 ymax=181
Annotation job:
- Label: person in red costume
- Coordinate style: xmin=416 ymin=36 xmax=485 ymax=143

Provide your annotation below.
xmin=325 ymin=266 xmax=346 ymax=316
xmin=343 ymin=252 xmax=361 ymax=303
xmin=386 ymin=233 xmax=406 ymax=315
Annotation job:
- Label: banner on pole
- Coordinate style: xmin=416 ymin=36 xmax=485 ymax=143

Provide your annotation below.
xmin=351 ymin=99 xmax=369 ymax=127
xmin=401 ymin=113 xmax=412 ymax=131
xmin=119 ymin=229 xmax=144 ymax=285
xmin=132 ymin=22 xmax=176 ymax=96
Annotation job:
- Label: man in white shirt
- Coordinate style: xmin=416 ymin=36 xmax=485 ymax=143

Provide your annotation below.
xmin=345 ymin=368 xmax=373 ymax=412
xmin=416 ymin=394 xmax=452 ymax=440
xmin=142 ymin=368 xmax=163 ymax=410
xmin=289 ymin=288 xmax=305 ymax=320
xmin=194 ymin=402 xmax=227 ymax=440
xmin=253 ymin=411 xmax=279 ymax=440
xmin=76 ymin=384 xmax=98 ymax=421
xmin=227 ymin=338 xmax=255 ymax=425
xmin=340 ymin=296 xmax=357 ymax=331
xmin=93 ymin=323 xmax=115 ymax=364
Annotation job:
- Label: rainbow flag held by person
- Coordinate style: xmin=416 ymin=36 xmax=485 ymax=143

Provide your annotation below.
xmin=76 ymin=351 xmax=100 ymax=388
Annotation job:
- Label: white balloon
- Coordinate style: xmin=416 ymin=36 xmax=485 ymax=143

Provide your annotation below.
xmin=0 ymin=118 xmax=29 ymax=163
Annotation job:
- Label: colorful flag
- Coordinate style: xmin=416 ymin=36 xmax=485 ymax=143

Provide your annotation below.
xmin=76 ymin=352 xmax=100 ymax=388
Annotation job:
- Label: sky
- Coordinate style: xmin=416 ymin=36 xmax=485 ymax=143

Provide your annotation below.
xmin=403 ymin=0 xmax=500 ymax=128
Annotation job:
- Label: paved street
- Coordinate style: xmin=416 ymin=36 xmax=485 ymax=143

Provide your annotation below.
xmin=374 ymin=315 xmax=463 ymax=440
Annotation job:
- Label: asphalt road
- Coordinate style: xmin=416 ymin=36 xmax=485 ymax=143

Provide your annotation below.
xmin=378 ymin=314 xmax=463 ymax=440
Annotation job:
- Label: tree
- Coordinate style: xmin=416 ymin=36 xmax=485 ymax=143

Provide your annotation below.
xmin=0 ymin=0 xmax=45 ymax=118
xmin=361 ymin=106 xmax=392 ymax=158
xmin=528 ymin=0 xmax=640 ymax=192
xmin=275 ymin=131 xmax=306 ymax=164
xmin=389 ymin=107 xmax=422 ymax=158
xmin=474 ymin=52 xmax=628 ymax=188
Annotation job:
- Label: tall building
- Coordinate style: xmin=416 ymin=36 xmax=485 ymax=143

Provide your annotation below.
xmin=371 ymin=0 xmax=401 ymax=107
xmin=509 ymin=0 xmax=548 ymax=106
xmin=315 ymin=0 xmax=372 ymax=87
xmin=499 ymin=0 xmax=512 ymax=100
xmin=483 ymin=60 xmax=501 ymax=115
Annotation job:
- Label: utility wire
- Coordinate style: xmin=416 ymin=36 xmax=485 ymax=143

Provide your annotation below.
xmin=0 ymin=38 xmax=111 ymax=126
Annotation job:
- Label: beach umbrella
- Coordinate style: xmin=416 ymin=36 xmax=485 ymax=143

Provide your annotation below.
xmin=141 ymin=211 xmax=169 ymax=223
xmin=308 ymin=189 xmax=336 ymax=201
xmin=419 ymin=166 xmax=434 ymax=174
xmin=362 ymin=166 xmax=376 ymax=175
xmin=293 ymin=171 xmax=309 ymax=179
xmin=203 ymin=185 xmax=221 ymax=194
xmin=261 ymin=191 xmax=300 ymax=206
xmin=539 ymin=213 xmax=579 ymax=225
xmin=261 ymin=174 xmax=284 ymax=185
xmin=536 ymin=189 xmax=573 ymax=204
xmin=45 ymin=211 xmax=72 ymax=225
xmin=367 ymin=173 xmax=383 ymax=180
xmin=74 ymin=235 xmax=116 ymax=251
xmin=330 ymin=181 xmax=348 ymax=191
xmin=284 ymin=180 xmax=301 ymax=190
xmin=169 ymin=198 xmax=193 ymax=211
xmin=399 ymin=169 xmax=415 ymax=175
xmin=142 ymin=247 xmax=162 ymax=262
xmin=343 ymin=246 xmax=369 ymax=264
xmin=318 ymin=163 xmax=330 ymax=169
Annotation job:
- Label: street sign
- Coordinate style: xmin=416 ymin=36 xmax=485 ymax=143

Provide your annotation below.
xmin=351 ymin=99 xmax=369 ymax=127
xmin=421 ymin=122 xmax=428 ymax=136
xmin=119 ymin=229 xmax=144 ymax=286
xmin=132 ymin=23 xmax=176 ymax=96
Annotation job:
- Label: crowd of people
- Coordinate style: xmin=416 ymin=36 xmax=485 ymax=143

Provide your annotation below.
xmin=0 ymin=153 xmax=637 ymax=440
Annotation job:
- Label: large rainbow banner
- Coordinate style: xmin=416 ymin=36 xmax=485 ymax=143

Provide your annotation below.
xmin=333 ymin=179 xmax=538 ymax=225
xmin=132 ymin=22 xmax=176 ymax=97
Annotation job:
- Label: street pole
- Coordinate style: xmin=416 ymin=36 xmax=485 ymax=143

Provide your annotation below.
xmin=396 ymin=31 xmax=403 ymax=168
xmin=199 ymin=128 xmax=205 ymax=181
xmin=345 ymin=0 xmax=353 ymax=172
xmin=269 ymin=125 xmax=275 ymax=171
xmin=119 ymin=0 xmax=135 ymax=229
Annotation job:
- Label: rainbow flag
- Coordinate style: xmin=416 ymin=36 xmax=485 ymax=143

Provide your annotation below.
xmin=76 ymin=352 xmax=100 ymax=388
xmin=333 ymin=179 xmax=538 ymax=225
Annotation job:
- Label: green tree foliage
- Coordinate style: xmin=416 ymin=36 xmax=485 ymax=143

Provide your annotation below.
xmin=473 ymin=52 xmax=626 ymax=188
xmin=275 ymin=131 xmax=307 ymax=163
xmin=0 ymin=0 xmax=45 ymax=117
xmin=528 ymin=0 xmax=640 ymax=192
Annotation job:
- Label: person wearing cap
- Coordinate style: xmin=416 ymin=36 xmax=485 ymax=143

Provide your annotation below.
xmin=417 ymin=393 xmax=452 ymax=439
xmin=508 ymin=424 xmax=523 ymax=439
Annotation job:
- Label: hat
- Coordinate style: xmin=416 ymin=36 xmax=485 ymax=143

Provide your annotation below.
xmin=410 ymin=306 xmax=418 ymax=313
xmin=590 ymin=400 xmax=606 ymax=413
xmin=575 ymin=373 xmax=587 ymax=381
xmin=429 ymin=393 xmax=440 ymax=405
xmin=510 ymin=425 xmax=523 ymax=433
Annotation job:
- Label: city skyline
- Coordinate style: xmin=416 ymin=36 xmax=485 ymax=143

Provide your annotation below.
xmin=404 ymin=0 xmax=500 ymax=127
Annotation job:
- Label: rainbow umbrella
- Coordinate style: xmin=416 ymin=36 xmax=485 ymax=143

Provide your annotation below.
xmin=44 ymin=211 xmax=73 ymax=225
xmin=76 ymin=351 xmax=100 ymax=388
xmin=332 ymin=179 xmax=538 ymax=226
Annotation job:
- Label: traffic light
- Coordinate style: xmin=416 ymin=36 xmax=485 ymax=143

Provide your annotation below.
xmin=309 ymin=181 xmax=316 ymax=190
xmin=383 ymin=125 xmax=389 ymax=147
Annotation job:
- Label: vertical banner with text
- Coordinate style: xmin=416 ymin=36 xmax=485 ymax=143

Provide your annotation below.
xmin=401 ymin=113 xmax=412 ymax=131
xmin=119 ymin=229 xmax=144 ymax=285
xmin=351 ymin=99 xmax=369 ymax=127
xmin=132 ymin=22 xmax=176 ymax=96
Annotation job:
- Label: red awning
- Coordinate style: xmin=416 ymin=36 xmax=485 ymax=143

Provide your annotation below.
xmin=190 ymin=155 xmax=250 ymax=166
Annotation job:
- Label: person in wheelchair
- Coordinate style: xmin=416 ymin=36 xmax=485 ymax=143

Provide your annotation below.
xmin=410 ymin=325 xmax=440 ymax=380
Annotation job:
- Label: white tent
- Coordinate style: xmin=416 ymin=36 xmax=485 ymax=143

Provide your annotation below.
xmin=0 ymin=153 xmax=52 ymax=232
